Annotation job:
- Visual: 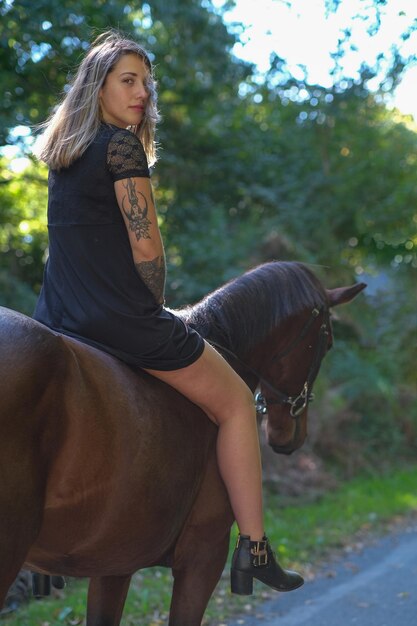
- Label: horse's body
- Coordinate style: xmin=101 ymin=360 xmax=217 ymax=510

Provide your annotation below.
xmin=0 ymin=262 xmax=365 ymax=625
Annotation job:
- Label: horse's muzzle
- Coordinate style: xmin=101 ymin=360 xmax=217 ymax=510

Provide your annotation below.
xmin=270 ymin=444 xmax=296 ymax=456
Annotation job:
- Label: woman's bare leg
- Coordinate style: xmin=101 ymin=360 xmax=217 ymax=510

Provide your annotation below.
xmin=145 ymin=341 xmax=264 ymax=540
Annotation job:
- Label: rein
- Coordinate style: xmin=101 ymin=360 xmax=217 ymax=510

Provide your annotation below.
xmin=209 ymin=306 xmax=330 ymax=419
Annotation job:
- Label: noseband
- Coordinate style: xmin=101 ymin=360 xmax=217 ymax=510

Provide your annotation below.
xmin=209 ymin=306 xmax=331 ymax=419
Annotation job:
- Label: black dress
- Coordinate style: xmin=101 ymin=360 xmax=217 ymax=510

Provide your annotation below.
xmin=33 ymin=123 xmax=205 ymax=370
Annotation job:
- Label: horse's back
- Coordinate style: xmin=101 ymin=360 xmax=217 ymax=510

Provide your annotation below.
xmin=0 ymin=306 xmax=62 ymax=364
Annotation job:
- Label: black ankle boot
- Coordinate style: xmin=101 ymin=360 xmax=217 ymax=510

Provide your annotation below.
xmin=231 ymin=534 xmax=304 ymax=595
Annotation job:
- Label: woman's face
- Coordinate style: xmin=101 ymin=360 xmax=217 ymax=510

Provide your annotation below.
xmin=99 ymin=53 xmax=150 ymax=128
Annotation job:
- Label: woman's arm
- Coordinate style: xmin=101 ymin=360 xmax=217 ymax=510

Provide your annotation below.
xmin=115 ymin=176 xmax=166 ymax=304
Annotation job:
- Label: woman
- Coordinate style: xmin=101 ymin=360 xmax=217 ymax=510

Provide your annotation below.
xmin=33 ymin=30 xmax=303 ymax=595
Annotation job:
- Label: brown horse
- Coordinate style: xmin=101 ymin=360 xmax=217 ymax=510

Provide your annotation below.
xmin=0 ymin=261 xmax=365 ymax=626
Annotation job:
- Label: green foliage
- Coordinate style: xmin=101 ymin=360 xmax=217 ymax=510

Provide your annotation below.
xmin=227 ymin=77 xmax=417 ymax=276
xmin=328 ymin=273 xmax=417 ymax=461
xmin=0 ymin=157 xmax=48 ymax=311
xmin=0 ymin=270 xmax=37 ymax=315
xmin=0 ymin=0 xmax=243 ymax=145
xmin=0 ymin=0 xmax=136 ymax=145
xmin=165 ymin=206 xmax=263 ymax=304
xmin=265 ymin=466 xmax=417 ymax=564
xmin=311 ymin=269 xmax=417 ymax=472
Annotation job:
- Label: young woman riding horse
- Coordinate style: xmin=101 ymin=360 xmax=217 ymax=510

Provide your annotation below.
xmin=32 ymin=29 xmax=302 ymax=595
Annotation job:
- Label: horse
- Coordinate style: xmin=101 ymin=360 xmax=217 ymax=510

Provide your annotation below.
xmin=0 ymin=261 xmax=365 ymax=626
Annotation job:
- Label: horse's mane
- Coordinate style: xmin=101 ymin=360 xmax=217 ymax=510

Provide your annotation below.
xmin=178 ymin=261 xmax=327 ymax=355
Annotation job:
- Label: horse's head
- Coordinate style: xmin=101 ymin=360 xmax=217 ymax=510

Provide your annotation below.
xmin=183 ymin=261 xmax=366 ymax=456
xmin=255 ymin=282 xmax=366 ymax=455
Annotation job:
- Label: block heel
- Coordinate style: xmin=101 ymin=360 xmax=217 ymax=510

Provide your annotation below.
xmin=32 ymin=574 xmax=51 ymax=597
xmin=231 ymin=568 xmax=253 ymax=595
xmin=230 ymin=534 xmax=304 ymax=595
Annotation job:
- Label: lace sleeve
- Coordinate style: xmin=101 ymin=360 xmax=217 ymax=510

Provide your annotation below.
xmin=107 ymin=129 xmax=150 ymax=181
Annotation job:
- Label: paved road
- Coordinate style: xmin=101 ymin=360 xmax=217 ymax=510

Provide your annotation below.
xmin=226 ymin=520 xmax=417 ymax=626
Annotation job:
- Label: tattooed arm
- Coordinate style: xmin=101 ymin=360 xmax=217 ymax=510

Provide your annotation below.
xmin=115 ymin=177 xmax=166 ymax=304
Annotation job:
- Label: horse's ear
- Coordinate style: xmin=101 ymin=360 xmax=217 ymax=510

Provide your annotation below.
xmin=326 ymin=282 xmax=366 ymax=307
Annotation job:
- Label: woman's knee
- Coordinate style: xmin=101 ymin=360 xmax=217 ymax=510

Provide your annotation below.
xmin=209 ymin=383 xmax=256 ymax=426
xmin=145 ymin=342 xmax=255 ymax=424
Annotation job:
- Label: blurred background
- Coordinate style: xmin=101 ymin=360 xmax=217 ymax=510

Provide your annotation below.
xmin=0 ymin=0 xmax=416 ymax=484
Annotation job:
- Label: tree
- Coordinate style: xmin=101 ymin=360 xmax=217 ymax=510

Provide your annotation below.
xmin=0 ymin=157 xmax=48 ymax=312
xmin=0 ymin=0 xmax=136 ymax=146
xmin=245 ymin=73 xmax=417 ymax=277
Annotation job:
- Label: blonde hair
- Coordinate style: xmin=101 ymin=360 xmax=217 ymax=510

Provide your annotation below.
xmin=35 ymin=30 xmax=159 ymax=169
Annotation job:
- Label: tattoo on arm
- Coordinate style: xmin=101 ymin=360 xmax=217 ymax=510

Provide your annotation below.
xmin=121 ymin=179 xmax=152 ymax=241
xmin=135 ymin=255 xmax=166 ymax=304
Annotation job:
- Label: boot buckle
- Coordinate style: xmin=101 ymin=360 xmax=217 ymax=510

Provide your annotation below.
xmin=251 ymin=541 xmax=268 ymax=567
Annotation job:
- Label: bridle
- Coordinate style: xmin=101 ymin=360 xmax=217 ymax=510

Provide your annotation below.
xmin=209 ymin=306 xmax=331 ymax=419
xmin=256 ymin=306 xmax=331 ymax=417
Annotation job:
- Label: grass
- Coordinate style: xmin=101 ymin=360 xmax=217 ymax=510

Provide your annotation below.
xmin=3 ymin=466 xmax=417 ymax=626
